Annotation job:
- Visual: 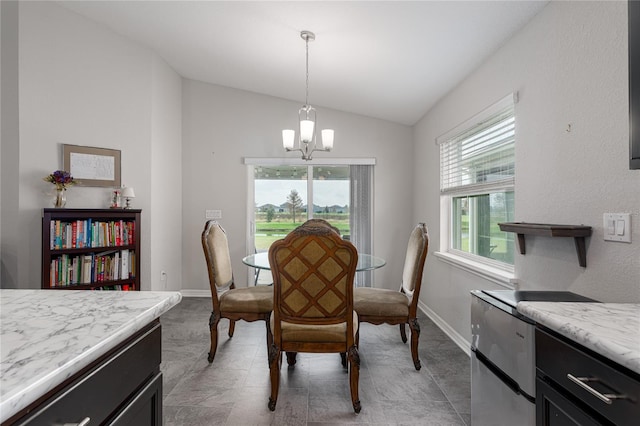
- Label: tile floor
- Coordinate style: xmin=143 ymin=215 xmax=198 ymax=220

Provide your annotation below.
xmin=160 ymin=297 xmax=471 ymax=425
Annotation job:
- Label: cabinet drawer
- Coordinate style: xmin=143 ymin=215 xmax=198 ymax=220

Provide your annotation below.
xmin=17 ymin=323 xmax=161 ymax=426
xmin=536 ymin=329 xmax=640 ymax=426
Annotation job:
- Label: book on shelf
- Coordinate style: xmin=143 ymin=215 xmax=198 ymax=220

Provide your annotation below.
xmin=120 ymin=249 xmax=129 ymax=280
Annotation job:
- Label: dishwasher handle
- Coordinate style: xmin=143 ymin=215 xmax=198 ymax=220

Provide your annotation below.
xmin=473 ymin=347 xmax=534 ymax=403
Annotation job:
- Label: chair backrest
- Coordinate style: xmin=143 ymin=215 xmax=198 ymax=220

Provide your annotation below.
xmin=269 ymin=219 xmax=358 ymax=327
xmin=201 ymin=220 xmax=234 ymax=294
xmin=303 ymin=218 xmax=341 ymax=235
xmin=401 ymin=223 xmax=429 ymax=301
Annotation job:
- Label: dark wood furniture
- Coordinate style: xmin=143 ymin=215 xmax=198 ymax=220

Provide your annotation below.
xmin=268 ymin=219 xmax=361 ymax=413
xmin=498 ymin=222 xmax=592 ymax=267
xmin=42 ymin=208 xmax=141 ymax=290
xmin=535 ymin=328 xmax=640 ymax=426
xmin=6 ymin=321 xmax=162 ymax=426
xmin=353 ymin=223 xmax=429 ymax=370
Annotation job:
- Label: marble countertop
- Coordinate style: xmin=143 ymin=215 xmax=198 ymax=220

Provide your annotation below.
xmin=517 ymin=302 xmax=640 ymax=375
xmin=0 ymin=289 xmax=182 ymax=423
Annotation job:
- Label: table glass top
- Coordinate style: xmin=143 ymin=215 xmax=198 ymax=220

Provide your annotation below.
xmin=242 ymin=252 xmax=386 ymax=272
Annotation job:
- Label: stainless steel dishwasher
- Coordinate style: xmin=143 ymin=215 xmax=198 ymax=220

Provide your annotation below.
xmin=470 ymin=290 xmax=596 ymax=426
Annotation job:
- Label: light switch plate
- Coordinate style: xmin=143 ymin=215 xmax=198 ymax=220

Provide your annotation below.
xmin=205 ymin=209 xmax=222 ymax=220
xmin=603 ymin=213 xmax=631 ymax=243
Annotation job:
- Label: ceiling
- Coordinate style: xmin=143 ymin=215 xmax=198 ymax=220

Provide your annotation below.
xmin=58 ymin=1 xmax=549 ymax=126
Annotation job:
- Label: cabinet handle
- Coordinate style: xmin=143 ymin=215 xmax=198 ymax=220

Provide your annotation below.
xmin=60 ymin=418 xmax=90 ymax=426
xmin=566 ymin=374 xmax=627 ymax=404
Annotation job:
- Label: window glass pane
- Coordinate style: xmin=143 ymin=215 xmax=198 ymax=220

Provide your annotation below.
xmin=254 ymin=166 xmax=308 ymax=251
xmin=452 ymin=191 xmax=515 ymax=264
xmin=312 ymin=166 xmax=350 ymax=238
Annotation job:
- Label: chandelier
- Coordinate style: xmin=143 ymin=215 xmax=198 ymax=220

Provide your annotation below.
xmin=282 ymin=30 xmax=333 ymax=161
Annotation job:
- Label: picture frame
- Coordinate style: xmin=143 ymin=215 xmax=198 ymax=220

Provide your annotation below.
xmin=63 ymin=144 xmax=121 ymax=187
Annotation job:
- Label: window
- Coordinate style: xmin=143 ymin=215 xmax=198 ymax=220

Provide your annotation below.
xmin=245 ymin=159 xmax=375 ymax=286
xmin=439 ymin=95 xmax=516 ymax=269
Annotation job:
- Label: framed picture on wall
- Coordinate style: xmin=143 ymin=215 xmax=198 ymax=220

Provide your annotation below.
xmin=63 ymin=144 xmax=121 ymax=187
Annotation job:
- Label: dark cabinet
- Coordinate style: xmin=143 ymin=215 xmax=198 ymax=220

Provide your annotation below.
xmin=7 ymin=322 xmax=162 ymax=426
xmin=536 ymin=328 xmax=640 ymax=426
xmin=536 ymin=376 xmax=601 ymax=426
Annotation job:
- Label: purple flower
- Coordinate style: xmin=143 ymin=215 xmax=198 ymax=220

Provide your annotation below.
xmin=44 ymin=170 xmax=77 ymax=190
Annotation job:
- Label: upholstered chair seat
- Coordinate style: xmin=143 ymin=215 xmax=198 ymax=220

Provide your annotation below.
xmin=353 ymin=223 xmax=429 ymax=370
xmin=354 ymin=288 xmax=410 ymax=317
xmin=220 ymin=286 xmax=273 ymax=313
xmin=270 ymin=312 xmax=359 ymax=343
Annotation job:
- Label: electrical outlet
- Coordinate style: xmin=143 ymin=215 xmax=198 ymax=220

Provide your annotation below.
xmin=205 ymin=209 xmax=222 ymax=219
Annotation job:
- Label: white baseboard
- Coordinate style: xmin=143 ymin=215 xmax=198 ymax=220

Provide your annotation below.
xmin=418 ymin=300 xmax=471 ymax=357
xmin=180 ymin=289 xmax=211 ymax=298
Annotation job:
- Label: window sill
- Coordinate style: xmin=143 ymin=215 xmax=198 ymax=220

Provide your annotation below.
xmin=434 ymin=251 xmax=516 ymax=289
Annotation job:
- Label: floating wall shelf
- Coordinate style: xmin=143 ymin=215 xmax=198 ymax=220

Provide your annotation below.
xmin=498 ymin=222 xmax=593 ymax=267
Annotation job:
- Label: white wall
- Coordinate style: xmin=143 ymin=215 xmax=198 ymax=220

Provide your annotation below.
xmin=150 ymin=56 xmax=183 ymax=292
xmin=4 ymin=1 xmax=182 ymax=290
xmin=0 ymin=0 xmax=20 ymax=288
xmin=181 ymin=80 xmax=414 ymax=294
xmin=415 ymin=1 xmax=640 ymax=343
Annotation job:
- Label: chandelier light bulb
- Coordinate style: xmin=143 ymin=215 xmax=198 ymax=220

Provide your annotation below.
xmin=321 ymin=129 xmax=334 ymax=150
xmin=282 ymin=130 xmax=295 ymax=149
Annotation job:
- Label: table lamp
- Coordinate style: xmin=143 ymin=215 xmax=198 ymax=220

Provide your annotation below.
xmin=122 ymin=187 xmax=136 ymax=209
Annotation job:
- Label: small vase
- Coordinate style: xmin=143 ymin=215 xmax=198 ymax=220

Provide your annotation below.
xmin=53 ymin=189 xmax=66 ymax=208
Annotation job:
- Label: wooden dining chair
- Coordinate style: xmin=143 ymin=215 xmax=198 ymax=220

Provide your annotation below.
xmin=267 ymin=219 xmax=361 ymax=413
xmin=201 ymin=220 xmax=273 ymax=363
xmin=353 ymin=223 xmax=429 ymax=370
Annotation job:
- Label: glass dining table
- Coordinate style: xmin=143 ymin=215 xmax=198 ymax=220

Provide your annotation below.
xmin=242 ymin=252 xmax=386 ymax=272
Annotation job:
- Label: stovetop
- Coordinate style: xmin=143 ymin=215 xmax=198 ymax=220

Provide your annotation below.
xmin=482 ymin=290 xmax=597 ymax=309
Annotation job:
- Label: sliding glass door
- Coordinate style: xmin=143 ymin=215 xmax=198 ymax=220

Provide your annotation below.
xmin=247 ymin=161 xmax=374 ymax=286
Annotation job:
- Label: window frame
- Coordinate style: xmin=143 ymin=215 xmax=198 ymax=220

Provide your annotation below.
xmin=435 ymin=94 xmax=517 ymax=286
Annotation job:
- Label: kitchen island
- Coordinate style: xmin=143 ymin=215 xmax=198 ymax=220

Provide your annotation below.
xmin=0 ymin=289 xmax=182 ymax=425
xmin=517 ymin=301 xmax=640 ymax=425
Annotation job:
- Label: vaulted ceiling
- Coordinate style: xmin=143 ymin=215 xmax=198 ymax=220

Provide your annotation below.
xmin=59 ymin=1 xmax=549 ymax=125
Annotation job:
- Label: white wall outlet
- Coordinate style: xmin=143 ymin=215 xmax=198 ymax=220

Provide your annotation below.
xmin=603 ymin=213 xmax=631 ymax=243
xmin=205 ymin=209 xmax=222 ymax=219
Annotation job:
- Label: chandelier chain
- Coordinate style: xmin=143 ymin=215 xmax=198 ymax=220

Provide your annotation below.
xmin=305 ymin=36 xmax=310 ymax=107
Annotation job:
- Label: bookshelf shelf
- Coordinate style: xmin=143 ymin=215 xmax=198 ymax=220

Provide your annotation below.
xmin=42 ymin=208 xmax=141 ymax=290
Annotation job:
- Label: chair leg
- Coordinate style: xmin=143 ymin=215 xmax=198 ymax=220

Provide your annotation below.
xmin=399 ymin=323 xmax=408 ymax=343
xmin=228 ymin=319 xmax=236 ymax=338
xmin=285 ymin=351 xmax=297 ymax=366
xmin=340 ymin=352 xmax=347 ymax=368
xmin=409 ymin=318 xmax=421 ymax=370
xmin=207 ymin=311 xmax=220 ymax=363
xmin=348 ymin=345 xmax=362 ymax=414
xmin=265 ymin=315 xmax=273 ymax=367
xmin=268 ymin=344 xmax=281 ymax=411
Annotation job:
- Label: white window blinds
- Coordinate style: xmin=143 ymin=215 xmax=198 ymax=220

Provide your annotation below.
xmin=440 ymin=99 xmax=515 ymax=195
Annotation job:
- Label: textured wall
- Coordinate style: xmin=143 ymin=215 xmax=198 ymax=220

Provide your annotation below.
xmin=414 ymin=1 xmax=639 ymax=343
xmin=181 ymin=80 xmax=414 ymax=293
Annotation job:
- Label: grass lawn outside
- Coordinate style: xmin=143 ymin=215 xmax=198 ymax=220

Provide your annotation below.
xmin=254 ymin=215 xmax=349 ymax=251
